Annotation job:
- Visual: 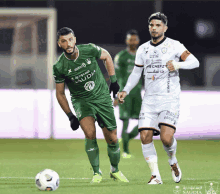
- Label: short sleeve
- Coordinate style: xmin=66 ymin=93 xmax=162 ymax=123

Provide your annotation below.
xmin=53 ymin=65 xmax=65 ymax=83
xmin=89 ymin=43 xmax=102 ymax=59
xmin=135 ymin=46 xmax=144 ymax=66
xmin=175 ymin=41 xmax=188 ymax=59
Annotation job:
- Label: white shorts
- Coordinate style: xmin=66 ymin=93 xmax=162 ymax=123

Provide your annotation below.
xmin=138 ymin=99 xmax=180 ymax=136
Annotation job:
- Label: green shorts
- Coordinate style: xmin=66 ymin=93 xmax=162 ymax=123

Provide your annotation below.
xmin=72 ymin=96 xmax=117 ymax=131
xmin=119 ymin=92 xmax=142 ymax=120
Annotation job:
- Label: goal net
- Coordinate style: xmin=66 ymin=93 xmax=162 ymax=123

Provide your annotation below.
xmin=0 ymin=8 xmax=57 ymax=138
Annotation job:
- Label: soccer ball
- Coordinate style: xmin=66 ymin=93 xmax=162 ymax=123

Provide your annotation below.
xmin=35 ymin=169 xmax=60 ymax=191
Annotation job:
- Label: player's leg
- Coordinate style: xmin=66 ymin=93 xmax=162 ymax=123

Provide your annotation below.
xmin=128 ymin=124 xmax=139 ymax=140
xmin=121 ymin=119 xmax=130 ymax=157
xmin=126 ymin=93 xmax=142 ymax=149
xmin=122 ymin=121 xmax=139 ymax=159
xmin=121 ymin=119 xmax=130 ymax=156
xmin=160 ymin=124 xmax=181 ymax=183
xmin=118 ymin=96 xmax=131 ymax=157
xmin=139 ymin=129 xmax=162 ymax=184
xmin=72 ymin=100 xmax=102 ymax=183
xmin=79 ymin=116 xmax=102 ymax=183
xmin=102 ymin=127 xmax=120 ymax=173
xmin=139 ymin=103 xmax=162 ymax=184
xmin=158 ymin=107 xmax=181 ymax=183
xmin=102 ymin=127 xmax=129 ymax=182
xmin=95 ymin=98 xmax=129 ymax=182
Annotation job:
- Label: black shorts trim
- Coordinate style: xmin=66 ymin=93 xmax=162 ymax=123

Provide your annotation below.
xmin=138 ymin=127 xmax=160 ymax=136
xmin=158 ymin=123 xmax=176 ymax=131
xmin=135 ymin=64 xmax=144 ymax=67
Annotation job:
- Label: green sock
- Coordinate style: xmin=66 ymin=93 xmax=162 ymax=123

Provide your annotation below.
xmin=85 ymin=138 xmax=100 ymax=175
xmin=122 ymin=119 xmax=129 ymax=153
xmin=107 ymin=142 xmax=120 ymax=173
xmin=128 ymin=125 xmax=139 ymax=140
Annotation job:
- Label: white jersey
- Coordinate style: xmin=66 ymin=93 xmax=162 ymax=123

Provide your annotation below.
xmin=135 ymin=37 xmax=187 ymax=102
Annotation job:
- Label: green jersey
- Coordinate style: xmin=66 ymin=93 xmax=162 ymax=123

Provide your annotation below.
xmin=53 ymin=43 xmax=109 ymax=102
xmin=114 ymin=49 xmax=142 ymax=95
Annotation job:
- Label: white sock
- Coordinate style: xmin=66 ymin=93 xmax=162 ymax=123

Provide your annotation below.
xmin=142 ymin=142 xmax=161 ymax=179
xmin=163 ymin=137 xmax=178 ymax=165
xmin=110 ymin=165 xmax=116 ymax=173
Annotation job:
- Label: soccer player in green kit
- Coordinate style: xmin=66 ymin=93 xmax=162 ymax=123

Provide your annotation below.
xmin=114 ymin=30 xmax=142 ymax=159
xmin=53 ymin=27 xmax=129 ymax=183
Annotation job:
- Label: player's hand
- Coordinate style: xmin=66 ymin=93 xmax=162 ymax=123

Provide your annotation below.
xmin=117 ymin=91 xmax=127 ymax=104
xmin=166 ymin=60 xmax=175 ymax=71
xmin=113 ymin=98 xmax=119 ymax=107
xmin=109 ymin=81 xmax=120 ymax=98
xmin=67 ymin=112 xmax=80 ymax=131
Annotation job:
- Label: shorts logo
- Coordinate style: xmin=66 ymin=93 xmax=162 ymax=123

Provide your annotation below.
xmin=76 ymin=111 xmax=81 ymax=118
xmin=84 ymin=81 xmax=95 ymax=91
xmin=139 ymin=112 xmax=145 ymax=120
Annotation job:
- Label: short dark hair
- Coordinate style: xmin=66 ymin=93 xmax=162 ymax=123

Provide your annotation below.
xmin=57 ymin=27 xmax=74 ymax=41
xmin=126 ymin=29 xmax=139 ymax=37
xmin=148 ymin=12 xmax=168 ymax=25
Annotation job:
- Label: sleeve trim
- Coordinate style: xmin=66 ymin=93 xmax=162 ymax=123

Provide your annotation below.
xmin=180 ymin=50 xmax=191 ymax=61
xmin=135 ymin=64 xmax=144 ymax=67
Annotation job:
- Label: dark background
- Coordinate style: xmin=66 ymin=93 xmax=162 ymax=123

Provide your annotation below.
xmin=1 ymin=0 xmax=220 ymax=88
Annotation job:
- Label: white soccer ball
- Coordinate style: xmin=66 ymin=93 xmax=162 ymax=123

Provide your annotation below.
xmin=35 ymin=169 xmax=60 ymax=191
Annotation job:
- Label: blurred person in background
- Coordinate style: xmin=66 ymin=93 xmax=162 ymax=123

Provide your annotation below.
xmin=118 ymin=12 xmax=199 ymax=184
xmin=114 ymin=29 xmax=142 ymax=159
xmin=53 ymin=27 xmax=129 ymax=183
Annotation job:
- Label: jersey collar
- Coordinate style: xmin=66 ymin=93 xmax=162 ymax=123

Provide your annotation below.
xmin=150 ymin=36 xmax=167 ymax=47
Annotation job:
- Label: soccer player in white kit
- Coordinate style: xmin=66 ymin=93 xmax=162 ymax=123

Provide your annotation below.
xmin=118 ymin=12 xmax=199 ymax=184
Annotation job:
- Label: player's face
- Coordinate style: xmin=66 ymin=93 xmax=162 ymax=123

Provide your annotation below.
xmin=58 ymin=33 xmax=76 ymax=55
xmin=126 ymin=34 xmax=140 ymax=50
xmin=149 ymin=19 xmax=167 ymax=40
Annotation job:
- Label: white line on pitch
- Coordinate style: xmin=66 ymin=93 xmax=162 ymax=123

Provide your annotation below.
xmin=0 ymin=177 xmax=91 ymax=180
xmin=0 ymin=177 xmax=218 ymax=181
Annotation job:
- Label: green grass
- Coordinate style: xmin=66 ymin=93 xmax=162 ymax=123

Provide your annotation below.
xmin=0 ymin=139 xmax=219 ymax=194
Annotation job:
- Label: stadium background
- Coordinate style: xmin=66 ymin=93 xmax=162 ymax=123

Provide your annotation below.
xmin=0 ymin=0 xmax=219 ymax=139
xmin=0 ymin=1 xmax=220 ymax=194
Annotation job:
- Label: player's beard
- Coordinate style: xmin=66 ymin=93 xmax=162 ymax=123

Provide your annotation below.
xmin=63 ymin=45 xmax=76 ymax=56
xmin=129 ymin=44 xmax=138 ymax=52
xmin=151 ymin=32 xmax=163 ymax=42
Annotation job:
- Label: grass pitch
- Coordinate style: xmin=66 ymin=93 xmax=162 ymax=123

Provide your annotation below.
xmin=0 ymin=139 xmax=219 ymax=194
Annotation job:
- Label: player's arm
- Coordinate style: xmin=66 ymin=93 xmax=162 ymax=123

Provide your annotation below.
xmin=55 ymin=83 xmax=71 ymax=114
xmin=100 ymin=48 xmax=116 ymax=78
xmin=166 ymin=47 xmax=200 ymax=71
xmin=54 ymin=62 xmax=80 ymax=131
xmin=56 ymin=83 xmax=79 ymax=131
xmin=118 ymin=45 xmax=144 ymax=103
xmin=100 ymin=48 xmax=119 ymax=98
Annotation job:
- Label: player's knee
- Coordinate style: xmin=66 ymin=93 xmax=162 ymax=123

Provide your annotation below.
xmin=85 ymin=132 xmax=96 ymax=140
xmin=160 ymin=135 xmax=172 ymax=147
xmin=106 ymin=137 xmax=117 ymax=144
xmin=140 ymin=130 xmax=153 ymax=144
xmin=105 ymin=131 xmax=118 ymax=144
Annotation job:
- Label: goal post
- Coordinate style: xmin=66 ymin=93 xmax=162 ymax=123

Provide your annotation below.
xmin=0 ymin=8 xmax=57 ymax=90
xmin=0 ymin=8 xmax=57 ymax=138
